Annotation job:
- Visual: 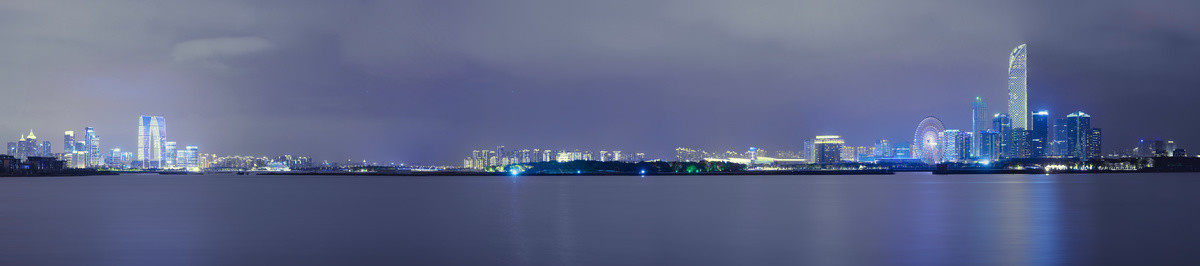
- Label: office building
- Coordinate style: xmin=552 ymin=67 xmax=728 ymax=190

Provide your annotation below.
xmin=165 ymin=141 xmax=178 ymax=168
xmin=1008 ymin=44 xmax=1028 ymax=129
xmin=977 ymin=130 xmax=1001 ymax=161
xmin=1064 ymin=111 xmax=1094 ymax=159
xmin=940 ymin=129 xmax=962 ymax=163
xmin=137 ymin=115 xmax=166 ymax=169
xmin=971 ymin=97 xmax=987 ymax=158
xmin=1053 ymin=118 xmax=1069 ymax=157
xmin=84 ymin=127 xmax=100 ymax=167
xmin=992 ymin=113 xmax=1012 ymax=158
xmin=1029 ymin=111 xmax=1048 ymax=158
xmin=814 ymin=135 xmax=844 ymax=163
xmin=892 ymin=141 xmax=912 ymax=159
xmin=874 ymin=139 xmax=892 ymax=158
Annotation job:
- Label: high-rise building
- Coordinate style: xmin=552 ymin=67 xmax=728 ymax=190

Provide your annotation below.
xmin=64 ymin=131 xmax=82 ymax=167
xmin=1065 ymin=111 xmax=1092 ymax=159
xmin=977 ymin=130 xmax=1001 ymax=161
xmin=11 ymin=130 xmax=51 ymax=159
xmin=892 ymin=141 xmax=912 ymax=159
xmin=1008 ymin=44 xmax=1028 ymax=129
xmin=940 ymin=129 xmax=962 ymax=163
xmin=183 ymin=146 xmax=199 ymax=170
xmin=1166 ymin=141 xmax=1178 ymax=157
xmin=803 ymin=139 xmax=815 ymax=163
xmin=1088 ymin=128 xmax=1102 ymax=159
xmin=814 ymin=135 xmax=844 ymax=164
xmin=874 ymin=139 xmax=892 ymax=158
xmin=840 ymin=145 xmax=858 ymax=162
xmin=1052 ymin=118 xmax=1069 ymax=157
xmin=992 ymin=113 xmax=1012 ymax=159
xmin=137 ymin=115 xmax=167 ymax=169
xmin=165 ymin=141 xmax=178 ymax=168
xmin=1012 ymin=129 xmax=1031 ymax=159
xmin=971 ymin=97 xmax=988 ymax=158
xmin=1029 ymin=111 xmax=1049 ymax=158
xmin=63 ymin=131 xmax=76 ymax=154
xmin=892 ymin=142 xmax=911 ymax=159
xmin=84 ymin=127 xmax=100 ymax=167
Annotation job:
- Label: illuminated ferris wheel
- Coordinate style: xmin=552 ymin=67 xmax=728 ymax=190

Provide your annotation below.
xmin=913 ymin=116 xmax=945 ymax=164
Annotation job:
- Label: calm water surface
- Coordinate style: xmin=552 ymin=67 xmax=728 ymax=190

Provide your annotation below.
xmin=3 ymin=172 xmax=1200 ymax=265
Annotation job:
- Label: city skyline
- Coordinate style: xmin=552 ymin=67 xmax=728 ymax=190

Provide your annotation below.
xmin=2 ymin=1 xmax=1199 ymax=164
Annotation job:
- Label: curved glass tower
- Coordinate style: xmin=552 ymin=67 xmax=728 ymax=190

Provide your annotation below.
xmin=1008 ymin=44 xmax=1028 ymax=129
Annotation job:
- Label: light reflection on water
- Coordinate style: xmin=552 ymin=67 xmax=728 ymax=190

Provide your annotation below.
xmin=2 ymin=173 xmax=1199 ymax=265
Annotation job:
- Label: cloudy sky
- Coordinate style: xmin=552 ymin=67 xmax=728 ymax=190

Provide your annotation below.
xmin=1 ymin=0 xmax=1198 ymax=164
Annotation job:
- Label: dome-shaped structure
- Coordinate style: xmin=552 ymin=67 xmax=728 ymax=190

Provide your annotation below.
xmin=913 ymin=116 xmax=945 ymax=164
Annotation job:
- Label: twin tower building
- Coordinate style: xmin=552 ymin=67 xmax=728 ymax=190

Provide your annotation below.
xmin=915 ymin=44 xmax=1101 ymax=164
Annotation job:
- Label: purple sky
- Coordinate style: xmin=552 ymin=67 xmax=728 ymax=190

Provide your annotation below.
xmin=2 ymin=0 xmax=1199 ymax=164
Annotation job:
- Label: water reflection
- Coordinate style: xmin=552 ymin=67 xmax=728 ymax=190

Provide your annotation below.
xmin=14 ymin=174 xmax=1200 ymax=265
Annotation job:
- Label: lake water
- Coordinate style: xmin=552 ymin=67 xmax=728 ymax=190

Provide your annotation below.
xmin=2 ymin=172 xmax=1200 ymax=265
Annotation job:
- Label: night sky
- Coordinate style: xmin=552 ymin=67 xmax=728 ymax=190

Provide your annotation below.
xmin=1 ymin=0 xmax=1198 ymax=164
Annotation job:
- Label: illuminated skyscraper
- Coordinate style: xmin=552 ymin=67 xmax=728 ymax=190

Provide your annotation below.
xmin=165 ymin=141 xmax=178 ymax=168
xmin=84 ymin=127 xmax=100 ymax=167
xmin=137 ymin=115 xmax=166 ymax=169
xmin=873 ymin=139 xmax=892 ymax=158
xmin=977 ymin=130 xmax=1001 ymax=161
xmin=1053 ymin=118 xmax=1069 ymax=157
xmin=63 ymin=131 xmax=75 ymax=153
xmin=992 ymin=113 xmax=1012 ymax=158
xmin=1029 ymin=111 xmax=1049 ymax=158
xmin=1065 ymin=111 xmax=1092 ymax=159
xmin=813 ymin=135 xmax=844 ymax=164
xmin=1008 ymin=44 xmax=1028 ymax=129
xmin=940 ymin=129 xmax=962 ymax=163
xmin=970 ymin=97 xmax=987 ymax=158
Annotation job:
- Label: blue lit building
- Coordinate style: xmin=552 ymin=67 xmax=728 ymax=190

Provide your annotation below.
xmin=137 ymin=116 xmax=166 ymax=169
xmin=1008 ymin=44 xmax=1028 ymax=129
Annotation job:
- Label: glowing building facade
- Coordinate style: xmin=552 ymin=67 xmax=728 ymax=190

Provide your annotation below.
xmin=971 ymin=97 xmax=987 ymax=158
xmin=137 ymin=116 xmax=166 ymax=169
xmin=84 ymin=127 xmax=100 ymax=167
xmin=813 ymin=135 xmax=844 ymax=164
xmin=1008 ymin=44 xmax=1028 ymax=129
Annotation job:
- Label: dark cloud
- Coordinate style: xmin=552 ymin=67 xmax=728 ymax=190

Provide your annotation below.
xmin=1 ymin=0 xmax=1198 ymax=164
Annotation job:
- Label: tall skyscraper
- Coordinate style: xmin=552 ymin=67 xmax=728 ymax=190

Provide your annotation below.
xmin=940 ymin=129 xmax=962 ymax=163
xmin=1065 ymin=111 xmax=1092 ymax=159
xmin=1088 ymin=128 xmax=1102 ymax=159
xmin=137 ymin=115 xmax=167 ymax=169
xmin=165 ymin=141 xmax=178 ymax=168
xmin=1029 ymin=111 xmax=1049 ymax=158
xmin=971 ymin=97 xmax=987 ymax=158
xmin=1012 ymin=129 xmax=1031 ymax=158
xmin=1053 ymin=118 xmax=1069 ymax=157
xmin=813 ymin=135 xmax=844 ymax=164
xmin=992 ymin=113 xmax=1012 ymax=158
xmin=1008 ymin=44 xmax=1028 ymax=129
xmin=977 ymin=130 xmax=1001 ymax=161
xmin=803 ymin=139 xmax=815 ymax=162
xmin=63 ymin=131 xmax=76 ymax=154
xmin=84 ymin=127 xmax=100 ymax=167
